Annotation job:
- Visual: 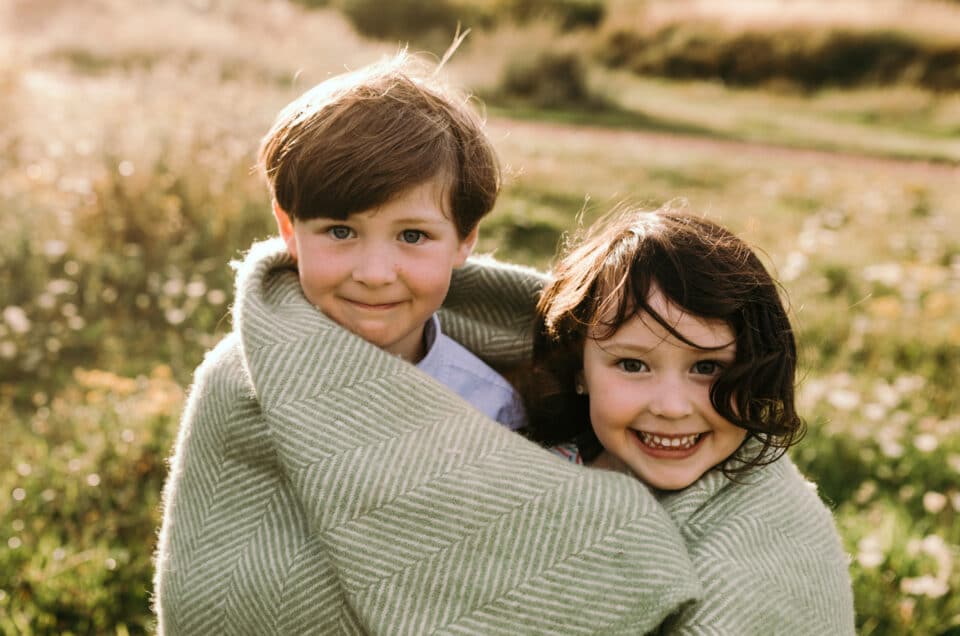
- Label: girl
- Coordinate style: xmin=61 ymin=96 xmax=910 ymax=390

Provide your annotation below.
xmin=523 ymin=206 xmax=855 ymax=633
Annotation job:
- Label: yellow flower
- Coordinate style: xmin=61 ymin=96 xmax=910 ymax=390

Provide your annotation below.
xmin=868 ymin=296 xmax=902 ymax=320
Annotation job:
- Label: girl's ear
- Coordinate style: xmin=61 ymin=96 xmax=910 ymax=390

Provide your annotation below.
xmin=574 ymin=371 xmax=588 ymax=395
xmin=453 ymin=225 xmax=480 ymax=268
xmin=272 ymin=200 xmax=298 ymax=261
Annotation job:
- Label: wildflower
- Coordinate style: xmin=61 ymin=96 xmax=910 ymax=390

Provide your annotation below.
xmin=165 ymin=308 xmax=187 ymax=325
xmin=900 ymin=575 xmax=948 ymax=598
xmin=780 ymin=251 xmax=808 ymax=282
xmin=873 ymin=382 xmax=900 ymax=408
xmin=862 ymin=403 xmax=886 ymax=421
xmin=163 ymin=279 xmax=184 ymax=297
xmin=185 ymin=280 xmax=206 ymax=298
xmin=0 ymin=342 xmax=16 ymax=360
xmin=923 ymin=492 xmax=947 ymax=514
xmin=206 ymin=289 xmax=227 ymax=305
xmin=11 ymin=488 xmax=25 ymax=502
xmin=913 ymin=433 xmax=938 ymax=453
xmin=856 ymin=535 xmax=884 ymax=569
xmin=827 ymin=388 xmax=860 ymax=411
xmin=42 ymin=240 xmax=68 ymax=259
xmin=853 ymin=481 xmax=877 ymax=505
xmin=37 ymin=293 xmax=55 ymax=309
xmin=86 ymin=474 xmax=101 ymax=487
xmin=868 ymin=297 xmax=902 ymax=320
xmin=118 ymin=160 xmax=135 ymax=176
xmin=924 ymin=291 xmax=952 ymax=318
xmin=7 ymin=537 xmax=21 ymax=549
xmin=863 ymin=263 xmax=902 ymax=286
xmin=47 ymin=278 xmax=77 ymax=295
xmin=101 ymin=287 xmax=118 ymax=303
xmin=2 ymin=306 xmax=30 ymax=334
xmin=898 ymin=598 xmax=915 ymax=623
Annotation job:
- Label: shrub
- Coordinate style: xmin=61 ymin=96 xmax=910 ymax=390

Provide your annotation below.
xmin=499 ymin=0 xmax=605 ymax=31
xmin=0 ymin=368 xmax=182 ymax=634
xmin=334 ymin=0 xmax=474 ymax=44
xmin=598 ymin=25 xmax=960 ymax=91
xmin=499 ymin=50 xmax=596 ymax=109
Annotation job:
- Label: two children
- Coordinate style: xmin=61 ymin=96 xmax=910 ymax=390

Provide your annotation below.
xmin=154 ymin=51 xmax=853 ymax=634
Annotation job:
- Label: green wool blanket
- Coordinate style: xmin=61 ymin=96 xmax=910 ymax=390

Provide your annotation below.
xmin=154 ymin=239 xmax=854 ymax=635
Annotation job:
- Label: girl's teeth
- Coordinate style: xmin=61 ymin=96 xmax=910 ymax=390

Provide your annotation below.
xmin=639 ymin=432 xmax=701 ymax=450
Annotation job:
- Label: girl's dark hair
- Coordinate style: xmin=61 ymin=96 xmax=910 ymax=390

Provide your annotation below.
xmin=522 ymin=206 xmax=805 ymax=475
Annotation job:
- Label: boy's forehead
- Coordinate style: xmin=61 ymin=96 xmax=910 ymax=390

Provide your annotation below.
xmin=308 ymin=177 xmax=455 ymax=223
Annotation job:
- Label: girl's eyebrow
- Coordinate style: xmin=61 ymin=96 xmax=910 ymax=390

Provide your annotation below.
xmin=602 ymin=339 xmax=737 ymax=355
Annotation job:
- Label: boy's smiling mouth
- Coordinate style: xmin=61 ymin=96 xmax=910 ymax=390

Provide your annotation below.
xmin=343 ymin=298 xmax=404 ymax=311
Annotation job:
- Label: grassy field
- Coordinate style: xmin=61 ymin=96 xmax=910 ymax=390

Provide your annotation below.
xmin=1 ymin=1 xmax=959 ymax=634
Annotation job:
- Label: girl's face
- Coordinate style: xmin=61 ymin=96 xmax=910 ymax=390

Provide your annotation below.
xmin=580 ymin=285 xmax=747 ymax=490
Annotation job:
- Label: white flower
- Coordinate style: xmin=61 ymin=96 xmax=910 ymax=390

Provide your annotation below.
xmin=827 ymin=388 xmax=861 ymax=411
xmin=863 ymin=263 xmax=903 ymax=286
xmin=43 ymin=240 xmax=68 ymax=258
xmin=2 ymin=306 xmax=31 ymax=334
xmin=900 ymin=575 xmax=948 ymax=598
xmin=914 ymin=433 xmax=939 ymax=453
xmin=923 ymin=492 xmax=947 ymax=514
xmin=857 ymin=535 xmax=884 ymax=569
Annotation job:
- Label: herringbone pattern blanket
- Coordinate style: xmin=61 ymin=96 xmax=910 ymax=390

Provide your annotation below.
xmin=154 ymin=239 xmax=701 ymax=634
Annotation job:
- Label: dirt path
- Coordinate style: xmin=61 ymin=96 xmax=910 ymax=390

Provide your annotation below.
xmin=491 ymin=116 xmax=960 ymax=181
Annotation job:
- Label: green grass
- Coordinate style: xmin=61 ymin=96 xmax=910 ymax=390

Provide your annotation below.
xmin=2 ymin=1 xmax=960 ymax=633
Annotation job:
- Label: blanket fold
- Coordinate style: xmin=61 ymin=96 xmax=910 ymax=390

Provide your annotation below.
xmin=155 ymin=239 xmax=701 ymax=635
xmin=655 ymin=448 xmax=855 ymax=634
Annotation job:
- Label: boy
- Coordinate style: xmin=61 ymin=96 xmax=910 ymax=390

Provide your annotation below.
xmin=260 ymin=52 xmax=525 ymax=429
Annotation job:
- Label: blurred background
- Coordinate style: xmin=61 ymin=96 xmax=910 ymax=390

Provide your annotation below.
xmin=1 ymin=0 xmax=958 ymax=633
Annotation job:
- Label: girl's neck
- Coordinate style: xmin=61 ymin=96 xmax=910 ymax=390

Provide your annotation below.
xmin=588 ymin=450 xmax=633 ymax=476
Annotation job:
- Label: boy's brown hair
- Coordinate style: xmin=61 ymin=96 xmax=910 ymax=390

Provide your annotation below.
xmin=258 ymin=52 xmax=499 ymax=239
xmin=522 ymin=206 xmax=806 ymax=476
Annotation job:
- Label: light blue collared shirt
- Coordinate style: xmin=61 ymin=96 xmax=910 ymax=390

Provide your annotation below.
xmin=416 ymin=315 xmax=527 ymax=430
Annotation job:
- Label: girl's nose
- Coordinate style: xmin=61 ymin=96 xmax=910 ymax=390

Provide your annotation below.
xmin=648 ymin=375 xmax=695 ymax=419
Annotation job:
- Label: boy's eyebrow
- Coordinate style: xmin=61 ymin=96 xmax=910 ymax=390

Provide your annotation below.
xmin=387 ymin=215 xmax=455 ymax=227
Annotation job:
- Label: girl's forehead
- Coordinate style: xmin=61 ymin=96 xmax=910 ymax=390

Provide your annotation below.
xmin=591 ymin=285 xmax=735 ymax=350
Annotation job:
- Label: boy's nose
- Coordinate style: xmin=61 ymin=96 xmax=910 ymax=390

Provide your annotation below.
xmin=351 ymin=251 xmax=398 ymax=286
xmin=648 ymin=376 xmax=694 ymax=419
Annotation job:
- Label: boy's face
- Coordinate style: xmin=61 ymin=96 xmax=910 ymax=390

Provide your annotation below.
xmin=580 ymin=285 xmax=746 ymax=491
xmin=275 ymin=179 xmax=477 ymax=363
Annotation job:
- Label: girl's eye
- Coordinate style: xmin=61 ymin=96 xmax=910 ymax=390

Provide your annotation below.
xmin=327 ymin=226 xmax=354 ymax=240
xmin=399 ymin=229 xmax=426 ymax=244
xmin=692 ymin=360 xmax=724 ymax=376
xmin=617 ymin=359 xmax=648 ymax=373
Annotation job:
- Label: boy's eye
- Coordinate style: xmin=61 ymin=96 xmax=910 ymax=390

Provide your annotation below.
xmin=617 ymin=359 xmax=648 ymax=373
xmin=399 ymin=229 xmax=426 ymax=244
xmin=692 ymin=360 xmax=724 ymax=376
xmin=327 ymin=226 xmax=354 ymax=240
